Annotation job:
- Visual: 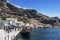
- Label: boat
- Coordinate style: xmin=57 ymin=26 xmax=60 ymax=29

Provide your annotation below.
xmin=20 ymin=26 xmax=30 ymax=39
xmin=21 ymin=26 xmax=30 ymax=34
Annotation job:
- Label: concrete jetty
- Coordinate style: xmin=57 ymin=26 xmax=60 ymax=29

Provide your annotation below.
xmin=0 ymin=29 xmax=21 ymax=40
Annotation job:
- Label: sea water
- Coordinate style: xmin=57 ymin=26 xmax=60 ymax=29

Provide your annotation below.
xmin=18 ymin=27 xmax=60 ymax=40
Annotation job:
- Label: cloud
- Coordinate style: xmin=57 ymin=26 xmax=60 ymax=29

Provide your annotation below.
xmin=14 ymin=4 xmax=33 ymax=9
xmin=11 ymin=4 xmax=33 ymax=9
xmin=12 ymin=4 xmax=22 ymax=8
xmin=7 ymin=1 xmax=22 ymax=8
xmin=7 ymin=0 xmax=34 ymax=9
xmin=7 ymin=0 xmax=10 ymax=3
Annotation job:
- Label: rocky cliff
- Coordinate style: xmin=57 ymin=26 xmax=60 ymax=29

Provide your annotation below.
xmin=0 ymin=2 xmax=60 ymax=27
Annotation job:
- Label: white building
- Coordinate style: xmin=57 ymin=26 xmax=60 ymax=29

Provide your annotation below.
xmin=5 ymin=18 xmax=25 ymax=28
xmin=4 ymin=18 xmax=15 ymax=29
xmin=5 ymin=18 xmax=16 ymax=26
xmin=12 ymin=21 xmax=25 ymax=27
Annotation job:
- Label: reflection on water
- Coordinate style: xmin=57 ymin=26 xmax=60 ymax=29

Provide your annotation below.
xmin=18 ymin=27 xmax=60 ymax=40
xmin=20 ymin=32 xmax=30 ymax=40
xmin=18 ymin=32 xmax=30 ymax=40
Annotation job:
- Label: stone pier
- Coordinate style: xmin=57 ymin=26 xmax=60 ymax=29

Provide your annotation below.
xmin=0 ymin=29 xmax=21 ymax=40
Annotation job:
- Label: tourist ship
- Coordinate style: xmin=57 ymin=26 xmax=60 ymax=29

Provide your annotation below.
xmin=21 ymin=23 xmax=31 ymax=34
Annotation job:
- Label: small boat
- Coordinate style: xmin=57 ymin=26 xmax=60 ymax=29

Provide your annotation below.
xmin=20 ymin=26 xmax=30 ymax=39
xmin=21 ymin=26 xmax=30 ymax=34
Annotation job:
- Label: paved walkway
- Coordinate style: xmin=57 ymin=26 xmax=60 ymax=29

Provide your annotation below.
xmin=0 ymin=29 xmax=21 ymax=40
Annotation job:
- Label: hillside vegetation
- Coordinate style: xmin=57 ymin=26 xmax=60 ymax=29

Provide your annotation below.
xmin=0 ymin=1 xmax=60 ymax=27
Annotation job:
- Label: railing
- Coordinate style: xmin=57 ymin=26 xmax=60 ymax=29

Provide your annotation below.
xmin=11 ymin=35 xmax=15 ymax=40
xmin=13 ymin=32 xmax=21 ymax=40
xmin=4 ymin=28 xmax=21 ymax=40
xmin=5 ymin=35 xmax=9 ymax=40
xmin=5 ymin=35 xmax=15 ymax=40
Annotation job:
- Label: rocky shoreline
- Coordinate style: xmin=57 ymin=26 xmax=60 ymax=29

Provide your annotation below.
xmin=30 ymin=24 xmax=60 ymax=28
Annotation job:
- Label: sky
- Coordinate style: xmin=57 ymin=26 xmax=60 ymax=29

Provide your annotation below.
xmin=8 ymin=0 xmax=60 ymax=18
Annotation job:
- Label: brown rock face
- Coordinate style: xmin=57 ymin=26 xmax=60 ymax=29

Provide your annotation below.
xmin=0 ymin=1 xmax=4 ymax=7
xmin=0 ymin=2 xmax=60 ymax=27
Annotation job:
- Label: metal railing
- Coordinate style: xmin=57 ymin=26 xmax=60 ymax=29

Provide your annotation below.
xmin=5 ymin=35 xmax=15 ymax=40
xmin=11 ymin=35 xmax=15 ymax=40
xmin=5 ymin=35 xmax=9 ymax=40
